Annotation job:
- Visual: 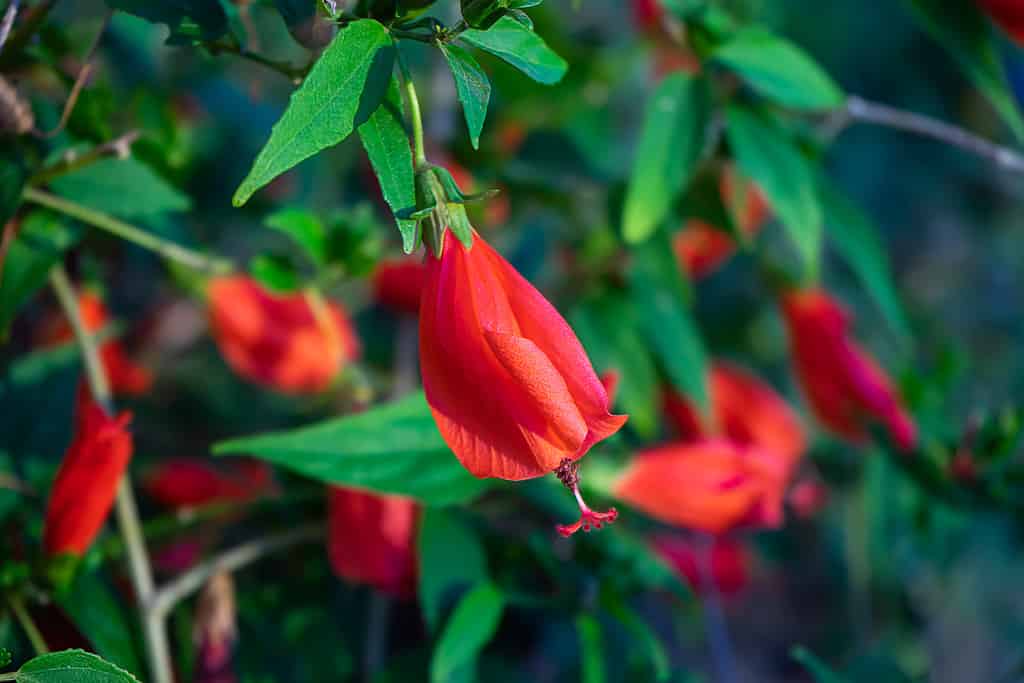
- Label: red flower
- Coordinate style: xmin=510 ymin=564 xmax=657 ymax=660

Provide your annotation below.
xmin=614 ymin=441 xmax=787 ymax=535
xmin=979 ymin=0 xmax=1024 ymax=43
xmin=143 ymin=458 xmax=273 ymax=509
xmin=652 ymin=535 xmax=750 ymax=596
xmin=632 ymin=0 xmax=664 ymax=33
xmin=664 ymin=362 xmax=805 ymax=478
xmin=327 ymin=487 xmax=419 ymax=598
xmin=207 ymin=276 xmax=360 ymax=395
xmin=420 ymin=232 xmax=625 ymax=534
xmin=372 ymin=257 xmax=427 ymax=315
xmin=781 ymin=288 xmax=917 ymax=451
xmin=37 ymin=290 xmax=152 ymax=396
xmin=788 ymin=478 xmax=829 ymax=519
xmin=43 ymin=386 xmax=133 ymax=556
xmin=674 ymin=168 xmax=769 ymax=279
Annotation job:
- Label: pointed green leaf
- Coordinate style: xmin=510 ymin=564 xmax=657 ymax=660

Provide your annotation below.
xmin=461 ymin=16 xmax=568 ymax=85
xmin=233 ymin=20 xmax=395 ymax=206
xmin=358 ymin=76 xmax=418 ymax=253
xmin=51 ymin=158 xmax=190 ymax=219
xmin=418 ymin=509 xmax=488 ymax=632
xmin=264 ymin=208 xmax=327 ymax=265
xmin=213 ymin=392 xmax=492 ymax=506
xmin=602 ymin=594 xmax=670 ymax=682
xmin=442 ymin=43 xmax=491 ymax=150
xmin=623 ymin=73 xmax=711 ymax=243
xmin=16 ymin=649 xmax=141 ymax=683
xmin=725 ymin=105 xmax=822 ymax=274
xmin=712 ymin=27 xmax=844 ymax=110
xmin=249 ymin=253 xmax=302 ymax=293
xmin=819 ymin=180 xmax=911 ymax=342
xmin=903 ymin=0 xmax=1024 ymax=139
xmin=575 ymin=615 xmax=606 ymax=683
xmin=431 ymin=583 xmax=505 ymax=683
xmin=58 ymin=574 xmax=143 ymax=677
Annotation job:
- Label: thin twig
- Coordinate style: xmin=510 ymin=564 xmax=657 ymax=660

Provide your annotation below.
xmin=24 ymin=188 xmax=233 ymax=275
xmin=0 ymin=0 xmax=19 ymax=51
xmin=206 ymin=39 xmax=305 ymax=83
xmin=0 ymin=0 xmax=52 ymax=65
xmin=30 ymin=130 xmax=140 ymax=184
xmin=6 ymin=595 xmax=47 ymax=656
xmin=0 ymin=217 xmax=20 ymax=284
xmin=837 ymin=95 xmax=1024 ymax=173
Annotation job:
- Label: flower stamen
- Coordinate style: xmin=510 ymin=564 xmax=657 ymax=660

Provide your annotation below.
xmin=554 ymin=458 xmax=618 ymax=537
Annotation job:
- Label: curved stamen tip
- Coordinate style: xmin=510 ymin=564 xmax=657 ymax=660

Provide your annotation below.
xmin=553 ymin=457 xmax=618 ymax=537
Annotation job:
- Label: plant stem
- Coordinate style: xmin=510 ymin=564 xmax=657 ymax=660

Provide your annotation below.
xmin=24 ymin=188 xmax=233 ymax=275
xmin=50 ymin=264 xmax=175 ymax=683
xmin=396 ymin=48 xmax=427 ymax=169
xmin=7 ymin=595 xmax=47 ymax=656
xmin=698 ymin=534 xmax=737 ymax=683
xmin=30 ymin=130 xmax=140 ymax=185
xmin=0 ymin=672 xmax=18 ymax=681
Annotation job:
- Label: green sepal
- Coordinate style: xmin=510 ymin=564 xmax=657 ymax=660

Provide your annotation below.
xmin=447 ymin=203 xmax=475 ymax=248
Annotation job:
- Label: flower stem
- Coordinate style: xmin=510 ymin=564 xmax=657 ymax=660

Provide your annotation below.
xmin=6 ymin=595 xmax=47 ymax=656
xmin=698 ymin=534 xmax=737 ymax=683
xmin=49 ymin=264 xmax=175 ymax=683
xmin=24 ymin=187 xmax=233 ymax=275
xmin=396 ymin=48 xmax=427 ymax=169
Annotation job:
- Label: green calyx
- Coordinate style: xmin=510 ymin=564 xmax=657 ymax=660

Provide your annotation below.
xmin=414 ymin=165 xmax=496 ymax=257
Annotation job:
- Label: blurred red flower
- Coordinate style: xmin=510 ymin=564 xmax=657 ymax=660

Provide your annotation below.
xmin=43 ymin=386 xmax=133 ymax=557
xmin=674 ymin=168 xmax=770 ymax=279
xmin=207 ymin=276 xmax=360 ymax=395
xmin=781 ymin=288 xmax=917 ymax=451
xmin=979 ymin=0 xmax=1024 ymax=43
xmin=327 ymin=487 xmax=419 ymax=598
xmin=788 ymin=478 xmax=830 ymax=519
xmin=372 ymin=257 xmax=426 ymax=315
xmin=632 ymin=0 xmax=664 ymax=33
xmin=652 ymin=534 xmax=751 ymax=596
xmin=664 ymin=362 xmax=806 ymax=479
xmin=143 ymin=458 xmax=273 ymax=509
xmin=37 ymin=290 xmax=152 ymax=396
xmin=420 ymin=232 xmax=626 ymax=482
xmin=615 ymin=441 xmax=787 ymax=535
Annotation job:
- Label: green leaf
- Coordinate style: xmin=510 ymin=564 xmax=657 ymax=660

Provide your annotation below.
xmin=357 ymin=76 xmax=418 ymax=253
xmin=16 ymin=649 xmax=141 ymax=683
xmin=58 ymin=574 xmax=143 ymax=677
xmin=233 ymin=20 xmax=395 ymax=206
xmin=265 ymin=208 xmax=327 ymax=266
xmin=104 ymin=0 xmax=228 ymax=43
xmin=790 ymin=646 xmax=848 ymax=683
xmin=249 ymin=253 xmax=302 ymax=293
xmin=0 ymin=148 xmax=27 ymax=228
xmin=430 ymin=583 xmax=505 ymax=683
xmin=441 ymin=43 xmax=491 ymax=150
xmin=623 ymin=73 xmax=711 ymax=243
xmin=725 ymin=105 xmax=822 ymax=274
xmin=50 ymin=158 xmax=190 ymax=219
xmin=602 ymin=595 xmax=670 ymax=682
xmin=575 ymin=615 xmax=606 ymax=683
xmin=629 ymin=232 xmax=708 ymax=413
xmin=903 ymin=0 xmax=1024 ymax=139
xmin=213 ymin=392 xmax=493 ymax=506
xmin=712 ymin=27 xmax=844 ymax=110
xmin=0 ymin=211 xmax=81 ymax=338
xmin=418 ymin=509 xmax=488 ymax=632
xmin=819 ymin=180 xmax=911 ymax=342
xmin=460 ymin=17 xmax=568 ymax=85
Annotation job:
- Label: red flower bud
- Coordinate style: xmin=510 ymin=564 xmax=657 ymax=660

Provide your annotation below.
xmin=664 ymin=361 xmax=806 ymax=480
xmin=979 ymin=0 xmax=1024 ymax=44
xmin=327 ymin=487 xmax=419 ymax=598
xmin=37 ymin=290 xmax=152 ymax=396
xmin=372 ymin=257 xmax=427 ymax=315
xmin=781 ymin=288 xmax=917 ymax=451
xmin=652 ymin=534 xmax=751 ymax=596
xmin=615 ymin=441 xmax=787 ymax=535
xmin=43 ymin=386 xmax=133 ymax=557
xmin=207 ymin=276 xmax=360 ymax=395
xmin=143 ymin=458 xmax=273 ymax=509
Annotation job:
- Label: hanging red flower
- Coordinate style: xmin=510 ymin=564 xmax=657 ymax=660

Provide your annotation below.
xmin=207 ymin=276 xmax=360 ymax=395
xmin=781 ymin=288 xmax=917 ymax=451
xmin=43 ymin=386 xmax=134 ymax=557
xmin=143 ymin=458 xmax=273 ymax=509
xmin=651 ymin=534 xmax=751 ymax=596
xmin=372 ymin=257 xmax=427 ymax=315
xmin=420 ymin=231 xmax=626 ymax=535
xmin=327 ymin=487 xmax=419 ymax=598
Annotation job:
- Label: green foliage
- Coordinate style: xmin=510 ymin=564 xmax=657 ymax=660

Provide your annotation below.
xmin=623 ymin=73 xmax=711 ymax=243
xmin=430 ymin=582 xmax=505 ymax=683
xmin=57 ymin=573 xmax=143 ymax=677
xmin=461 ymin=17 xmax=568 ymax=85
xmin=418 ymin=509 xmax=489 ymax=631
xmin=249 ymin=252 xmax=302 ymax=293
xmin=575 ymin=614 xmax=606 ymax=683
xmin=104 ymin=0 xmax=228 ymax=44
xmin=265 ymin=208 xmax=328 ymax=266
xmin=712 ymin=27 xmax=845 ymax=110
xmin=233 ymin=20 xmax=395 ymax=206
xmin=791 ymin=646 xmax=848 ymax=683
xmin=442 ymin=43 xmax=492 ymax=150
xmin=50 ymin=158 xmax=190 ymax=219
xmin=214 ymin=392 xmax=494 ymax=505
xmin=14 ymin=649 xmax=141 ymax=683
xmin=725 ymin=105 xmax=822 ymax=276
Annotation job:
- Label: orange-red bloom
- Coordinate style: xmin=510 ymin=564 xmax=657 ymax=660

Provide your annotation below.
xmin=144 ymin=458 xmax=273 ymax=509
xmin=372 ymin=257 xmax=427 ymax=315
xmin=327 ymin=487 xmax=419 ymax=597
xmin=420 ymin=232 xmax=625 ymax=534
xmin=207 ymin=276 xmax=360 ymax=394
xmin=664 ymin=362 xmax=806 ymax=478
xmin=674 ymin=168 xmax=770 ymax=279
xmin=781 ymin=288 xmax=917 ymax=451
xmin=615 ymin=441 xmax=787 ymax=535
xmin=37 ymin=291 xmax=152 ymax=396
xmin=652 ymin=534 xmax=750 ymax=596
xmin=43 ymin=387 xmax=133 ymax=556
xmin=979 ymin=0 xmax=1024 ymax=43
